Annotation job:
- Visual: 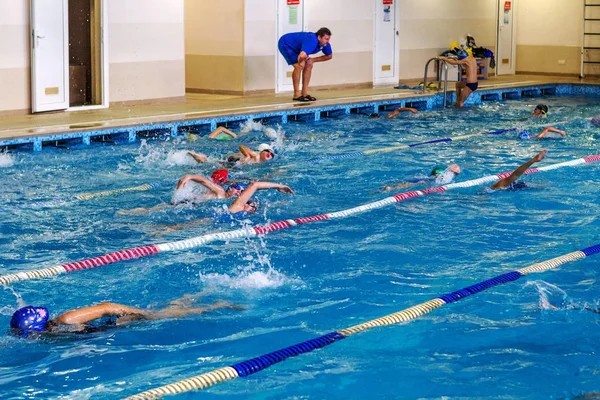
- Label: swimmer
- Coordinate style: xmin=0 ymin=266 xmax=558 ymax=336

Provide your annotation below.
xmin=10 ymin=299 xmax=243 ymax=337
xmin=490 ymin=150 xmax=547 ymax=190
xmin=153 ymin=181 xmax=295 ymax=235
xmin=187 ymin=143 xmax=275 ymax=166
xmin=116 ymin=170 xmax=243 ymax=215
xmin=369 ymin=107 xmax=419 ymax=119
xmin=382 ymin=164 xmax=461 ymax=192
xmin=532 ymin=104 xmax=548 ymax=117
xmin=518 ymin=127 xmax=566 ymax=140
xmin=438 ymin=50 xmax=478 ymax=107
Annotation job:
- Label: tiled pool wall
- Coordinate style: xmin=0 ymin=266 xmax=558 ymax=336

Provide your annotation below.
xmin=1 ymin=83 xmax=597 ymax=152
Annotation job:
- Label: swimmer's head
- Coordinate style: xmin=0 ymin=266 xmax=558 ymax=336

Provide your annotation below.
xmin=187 ymin=133 xmax=198 ymax=142
xmin=519 ymin=129 xmax=531 ymax=140
xmin=533 ymin=104 xmax=548 ymax=116
xmin=225 ymin=183 xmax=246 ymax=197
xmin=258 ymin=143 xmax=275 ymax=161
xmin=431 ymin=166 xmax=445 ymax=176
xmin=244 ymin=198 xmax=259 ymax=213
xmin=592 ymin=115 xmax=600 ymax=126
xmin=457 ymin=50 xmax=469 ymax=60
xmin=210 ymin=169 xmax=229 ymax=184
xmin=10 ymin=306 xmax=49 ymax=336
xmin=368 ymin=113 xmax=381 ymax=119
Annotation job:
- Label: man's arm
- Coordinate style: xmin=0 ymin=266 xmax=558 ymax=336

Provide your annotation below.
xmin=53 ymin=302 xmax=148 ymax=325
xmin=438 ymin=56 xmax=466 ymax=66
xmin=308 ymin=54 xmax=332 ymax=63
xmin=176 ymin=174 xmax=225 ymax=195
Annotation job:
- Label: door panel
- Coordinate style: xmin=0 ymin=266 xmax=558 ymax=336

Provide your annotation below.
xmin=31 ymin=0 xmax=69 ymax=112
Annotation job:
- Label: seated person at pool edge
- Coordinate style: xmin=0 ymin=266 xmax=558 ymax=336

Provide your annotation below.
xmin=369 ymin=107 xmax=419 ymax=119
xmin=10 ymin=300 xmax=243 ymax=337
xmin=188 ymin=143 xmax=275 ymax=165
xmin=382 ymin=164 xmax=461 ymax=191
xmin=489 ymin=150 xmax=547 ymax=190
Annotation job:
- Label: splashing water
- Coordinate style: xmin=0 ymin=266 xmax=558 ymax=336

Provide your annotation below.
xmin=526 ymin=280 xmax=568 ymax=310
xmin=239 ymin=119 xmax=265 ymax=134
xmin=0 ymin=152 xmax=15 ymax=167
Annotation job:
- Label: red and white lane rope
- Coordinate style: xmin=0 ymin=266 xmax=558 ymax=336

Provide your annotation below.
xmin=1 ymin=154 xmax=598 ymax=286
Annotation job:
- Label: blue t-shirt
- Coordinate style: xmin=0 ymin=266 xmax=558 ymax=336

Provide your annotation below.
xmin=279 ymin=32 xmax=332 ymax=57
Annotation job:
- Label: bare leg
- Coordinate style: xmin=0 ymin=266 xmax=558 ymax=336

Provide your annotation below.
xmin=491 ymin=150 xmax=547 ymax=190
xmin=455 ymin=81 xmax=465 ymax=106
xmin=458 ymin=86 xmax=473 ymax=108
xmin=301 ymin=60 xmax=314 ymax=97
xmin=144 ymin=301 xmax=245 ymax=321
xmin=116 ymin=203 xmax=169 ymax=216
xmin=292 ymin=63 xmax=304 ymax=98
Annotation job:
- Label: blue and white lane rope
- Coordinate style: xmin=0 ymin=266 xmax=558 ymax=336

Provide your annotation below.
xmin=1 ymin=154 xmax=598 ymax=286
xmin=309 ymin=120 xmax=571 ymax=163
xmin=124 ymin=243 xmax=600 ymax=399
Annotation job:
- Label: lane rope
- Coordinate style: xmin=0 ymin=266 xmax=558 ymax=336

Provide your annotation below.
xmin=1 ymin=154 xmax=598 ymax=286
xmin=124 ymin=243 xmax=600 ymax=399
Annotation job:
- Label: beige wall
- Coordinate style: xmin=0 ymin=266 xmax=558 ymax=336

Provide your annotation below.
xmin=185 ymin=0 xmax=244 ymax=93
xmin=109 ymin=0 xmax=185 ymax=102
xmin=516 ymin=0 xmax=582 ymax=75
xmin=244 ymin=0 xmax=276 ymax=93
xmin=400 ymin=0 xmax=497 ymax=80
xmin=0 ymin=1 xmax=30 ymax=112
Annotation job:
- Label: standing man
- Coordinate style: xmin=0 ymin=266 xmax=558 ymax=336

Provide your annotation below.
xmin=438 ymin=50 xmax=478 ymax=107
xmin=278 ymin=27 xmax=333 ymax=102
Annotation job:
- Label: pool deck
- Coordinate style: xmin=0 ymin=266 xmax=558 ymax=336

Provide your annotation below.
xmin=1 ymin=74 xmax=598 ymax=142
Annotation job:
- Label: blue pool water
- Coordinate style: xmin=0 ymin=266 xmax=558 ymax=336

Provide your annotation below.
xmin=1 ymin=95 xmax=600 ymax=398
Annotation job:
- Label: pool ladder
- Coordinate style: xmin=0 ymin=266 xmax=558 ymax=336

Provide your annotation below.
xmin=423 ymin=58 xmax=449 ymax=107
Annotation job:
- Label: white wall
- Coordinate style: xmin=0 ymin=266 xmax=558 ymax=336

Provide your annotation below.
xmin=0 ymin=0 xmax=30 ymax=112
xmin=108 ymin=0 xmax=185 ymax=102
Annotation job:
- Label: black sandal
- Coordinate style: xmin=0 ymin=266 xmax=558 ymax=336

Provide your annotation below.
xmin=304 ymin=95 xmax=317 ymax=101
xmin=293 ymin=96 xmax=310 ymax=102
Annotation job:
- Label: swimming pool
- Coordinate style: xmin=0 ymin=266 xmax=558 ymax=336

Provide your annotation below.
xmin=1 ymin=92 xmax=600 ymax=398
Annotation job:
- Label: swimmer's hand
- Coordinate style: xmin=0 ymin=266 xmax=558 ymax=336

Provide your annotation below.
xmin=276 ymin=185 xmax=295 ymax=194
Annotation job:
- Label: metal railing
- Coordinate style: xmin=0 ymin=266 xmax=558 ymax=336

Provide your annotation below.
xmin=424 ymin=58 xmax=449 ymax=107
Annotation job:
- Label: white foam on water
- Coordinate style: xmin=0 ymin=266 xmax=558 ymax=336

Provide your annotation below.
xmin=0 ymin=152 xmax=15 ymax=168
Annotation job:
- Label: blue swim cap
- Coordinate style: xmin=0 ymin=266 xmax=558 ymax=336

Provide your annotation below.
xmin=10 ymin=306 xmax=49 ymax=336
xmin=519 ymin=130 xmax=531 ymax=140
xmin=226 ymin=183 xmax=246 ymax=193
xmin=457 ymin=50 xmax=469 ymax=60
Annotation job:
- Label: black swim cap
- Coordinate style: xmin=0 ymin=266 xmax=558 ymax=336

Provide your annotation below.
xmin=535 ymin=104 xmax=548 ymax=114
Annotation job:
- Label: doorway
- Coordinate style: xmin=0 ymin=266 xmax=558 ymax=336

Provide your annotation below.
xmin=496 ymin=0 xmax=516 ymax=75
xmin=68 ymin=0 xmax=106 ymax=108
xmin=374 ymin=0 xmax=399 ymax=85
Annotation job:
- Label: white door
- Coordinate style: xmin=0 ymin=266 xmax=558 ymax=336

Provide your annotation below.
xmin=496 ymin=0 xmax=516 ymax=75
xmin=374 ymin=0 xmax=399 ymax=85
xmin=31 ymin=0 xmax=69 ymax=113
xmin=276 ymin=0 xmax=305 ymax=93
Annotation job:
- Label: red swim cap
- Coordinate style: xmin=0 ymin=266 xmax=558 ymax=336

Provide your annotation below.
xmin=211 ymin=169 xmax=229 ymax=184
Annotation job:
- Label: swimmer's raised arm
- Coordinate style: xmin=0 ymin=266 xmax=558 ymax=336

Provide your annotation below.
xmin=176 ymin=174 xmax=225 ymax=196
xmin=208 ymin=126 xmax=237 ymax=139
xmin=386 ymin=107 xmax=419 ymax=119
xmin=229 ymin=182 xmax=294 ymax=213
xmin=53 ymin=302 xmax=148 ymax=325
xmin=535 ymin=127 xmax=566 ymax=138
